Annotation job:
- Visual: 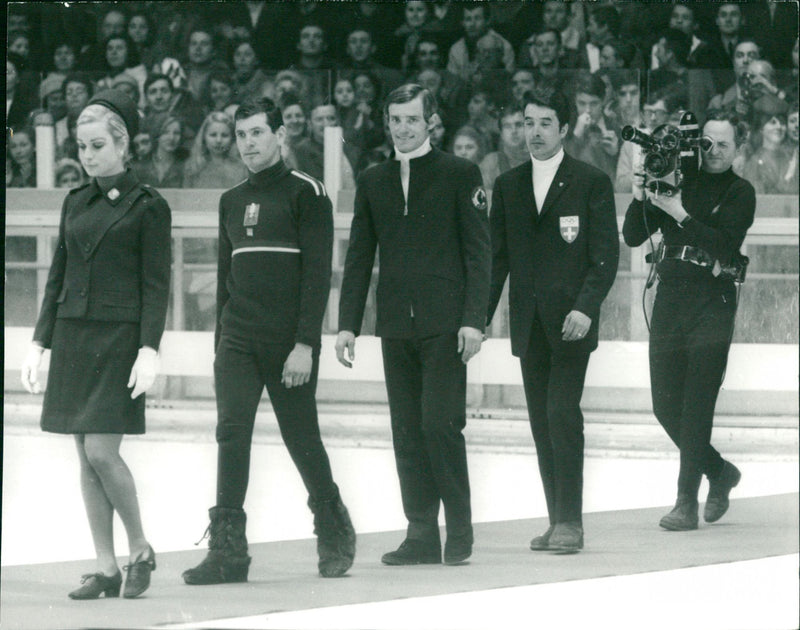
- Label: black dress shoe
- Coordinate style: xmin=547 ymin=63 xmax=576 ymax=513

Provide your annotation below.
xmin=659 ymin=497 xmax=699 ymax=531
xmin=381 ymin=539 xmax=441 ymax=565
xmin=123 ymin=545 xmax=156 ymax=598
xmin=704 ymin=461 xmax=741 ymax=523
xmin=444 ymin=534 xmax=473 ymax=565
xmin=68 ymin=572 xmax=122 ymax=600
xmin=529 ymin=525 xmax=555 ymax=551
xmin=548 ymin=522 xmax=584 ymax=554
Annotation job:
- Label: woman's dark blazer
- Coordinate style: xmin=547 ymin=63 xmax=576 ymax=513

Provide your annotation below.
xmin=33 ymin=169 xmax=172 ymax=350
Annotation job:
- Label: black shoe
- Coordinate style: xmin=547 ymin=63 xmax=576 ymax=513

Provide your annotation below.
xmin=308 ymin=486 xmax=357 ymax=578
xmin=68 ymin=571 xmax=122 ymax=600
xmin=529 ymin=525 xmax=555 ymax=551
xmin=659 ymin=497 xmax=699 ymax=531
xmin=443 ymin=534 xmax=473 ymax=565
xmin=123 ymin=545 xmax=156 ymax=598
xmin=182 ymin=551 xmax=251 ymax=585
xmin=381 ymin=539 xmax=441 ymax=566
xmin=548 ymin=522 xmax=584 ymax=554
xmin=704 ymin=461 xmax=741 ymax=523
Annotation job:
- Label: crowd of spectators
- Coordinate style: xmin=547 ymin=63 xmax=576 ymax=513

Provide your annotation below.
xmin=6 ymin=1 xmax=799 ymax=194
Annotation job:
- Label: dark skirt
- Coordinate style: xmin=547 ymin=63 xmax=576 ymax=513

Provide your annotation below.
xmin=41 ymin=319 xmax=145 ymax=434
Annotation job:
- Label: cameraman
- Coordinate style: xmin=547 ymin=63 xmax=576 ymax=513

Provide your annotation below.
xmin=622 ymin=110 xmax=755 ymax=532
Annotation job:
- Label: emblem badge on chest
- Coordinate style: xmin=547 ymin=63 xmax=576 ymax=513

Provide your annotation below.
xmin=244 ymin=203 xmax=260 ymax=236
xmin=559 ymin=216 xmax=579 ymax=243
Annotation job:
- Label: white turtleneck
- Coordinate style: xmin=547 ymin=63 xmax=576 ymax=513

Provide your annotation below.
xmin=531 ymin=147 xmax=564 ymax=212
xmin=395 ymin=137 xmax=432 ymax=205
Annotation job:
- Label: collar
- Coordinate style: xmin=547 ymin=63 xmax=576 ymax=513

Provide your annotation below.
xmin=395 ymin=137 xmax=432 ymax=162
xmin=248 ymin=158 xmax=290 ymax=186
xmin=531 ymin=147 xmax=565 ymax=171
xmin=93 ymin=168 xmax=138 ymax=205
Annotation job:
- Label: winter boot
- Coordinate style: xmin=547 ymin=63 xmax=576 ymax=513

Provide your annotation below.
xmin=308 ymin=485 xmax=356 ymax=577
xmin=182 ymin=506 xmax=251 ymax=585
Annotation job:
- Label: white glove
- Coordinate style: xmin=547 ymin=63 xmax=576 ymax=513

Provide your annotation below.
xmin=21 ymin=344 xmax=45 ymax=394
xmin=128 ymin=346 xmax=159 ymax=399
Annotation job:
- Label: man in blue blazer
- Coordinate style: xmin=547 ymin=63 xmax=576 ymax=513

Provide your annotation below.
xmin=487 ymin=86 xmax=619 ymax=553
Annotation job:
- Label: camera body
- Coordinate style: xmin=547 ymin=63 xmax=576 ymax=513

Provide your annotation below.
xmin=622 ymin=111 xmax=713 ymax=196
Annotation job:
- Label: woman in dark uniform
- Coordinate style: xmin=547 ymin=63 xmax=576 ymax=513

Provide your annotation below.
xmin=20 ymin=89 xmax=172 ymax=600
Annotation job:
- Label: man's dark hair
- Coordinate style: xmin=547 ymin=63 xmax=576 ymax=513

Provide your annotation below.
xmin=62 ymin=72 xmax=94 ymax=99
xmin=102 ymin=33 xmax=141 ymax=69
xmin=144 ymin=73 xmax=174 ymax=96
xmin=533 ymin=27 xmax=563 ymax=47
xmin=299 ymin=20 xmax=327 ymax=43
xmin=607 ymin=69 xmax=640 ymax=93
xmin=383 ymin=83 xmax=438 ymax=122
xmin=661 ymin=28 xmax=691 ymax=66
xmin=235 ymin=96 xmax=284 ymax=131
xmin=705 ymin=109 xmax=749 ymax=147
xmin=498 ymin=101 xmax=524 ymax=122
xmin=590 ymin=5 xmax=621 ymax=38
xmin=523 ymin=85 xmax=572 ymax=129
xmin=573 ymin=71 xmax=607 ymax=100
xmin=461 ymin=2 xmax=489 ymax=20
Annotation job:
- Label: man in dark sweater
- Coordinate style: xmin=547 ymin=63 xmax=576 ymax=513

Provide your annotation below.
xmin=183 ymin=97 xmax=355 ymax=585
xmin=622 ymin=111 xmax=755 ymax=531
xmin=336 ymin=84 xmax=491 ymax=566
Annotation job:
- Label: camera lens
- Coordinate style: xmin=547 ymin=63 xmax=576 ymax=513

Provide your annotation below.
xmin=644 ymin=152 xmax=669 ymax=178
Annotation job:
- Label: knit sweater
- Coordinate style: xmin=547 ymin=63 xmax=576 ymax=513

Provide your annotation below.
xmin=216 ymin=160 xmax=333 ymax=348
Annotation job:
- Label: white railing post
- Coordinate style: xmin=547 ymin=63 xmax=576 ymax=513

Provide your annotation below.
xmin=323 ymin=125 xmax=343 ymax=211
xmin=35 ymin=122 xmax=56 ymax=189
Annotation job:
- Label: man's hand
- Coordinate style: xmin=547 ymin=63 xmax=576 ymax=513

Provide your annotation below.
xmin=573 ymin=111 xmax=592 ymax=138
xmin=335 ymin=331 xmax=356 ymax=368
xmin=562 ymin=310 xmax=592 ymax=342
xmin=457 ymin=326 xmax=483 ymax=364
xmin=128 ymin=346 xmax=159 ymax=399
xmin=282 ymin=343 xmax=313 ymax=388
xmin=646 ymin=187 xmax=688 ymax=223
xmin=21 ymin=343 xmax=45 ymax=394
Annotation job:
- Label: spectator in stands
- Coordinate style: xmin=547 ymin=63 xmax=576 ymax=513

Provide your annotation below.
xmin=748 ymin=59 xmax=790 ymax=105
xmin=708 ymin=39 xmax=762 ymax=120
xmin=184 ymin=111 xmax=248 ymax=189
xmin=706 ymin=3 xmax=746 ymax=91
xmin=275 ymin=69 xmax=311 ymax=107
xmin=480 ymin=104 xmax=528 ymax=189
xmin=46 ymin=41 xmax=79 ymax=84
xmin=143 ymin=72 xmax=205 ymax=149
xmin=744 ymin=1 xmax=798 ymax=70
xmin=293 ymin=102 xmax=356 ymax=189
xmin=54 ymin=157 xmax=86 ymax=189
xmin=8 ymin=126 xmax=37 ymax=188
xmin=351 ymin=70 xmax=387 ymax=150
xmin=110 ymin=73 xmax=142 ymax=111
xmin=465 ymin=85 xmax=500 ymax=152
xmin=135 ymin=115 xmax=188 ymax=188
xmin=582 ymin=5 xmax=621 ymax=73
xmin=202 ymin=71 xmax=236 ymax=113
xmin=510 ymin=69 xmax=536 ymax=107
xmin=342 ymin=27 xmax=404 ymax=99
xmin=127 ymin=11 xmax=160 ymax=72
xmin=334 ymin=76 xmax=361 ymax=147
xmin=451 ymin=124 xmax=488 ymax=164
xmin=781 ymin=101 xmax=799 ymax=194
xmin=56 ymin=74 xmax=93 ymax=151
xmin=742 ymin=96 xmax=792 ymax=194
xmin=183 ymin=26 xmax=228 ymax=103
xmin=408 ymin=36 xmax=468 ymax=124
xmin=392 ymin=0 xmax=440 ymax=73
xmin=650 ymin=28 xmax=716 ymax=123
xmin=599 ymin=39 xmax=637 ymax=71
xmin=9 ymin=30 xmax=33 ymax=69
xmin=541 ymin=0 xmax=582 ymax=56
xmin=606 ymin=70 xmax=641 ymax=130
xmin=428 ymin=111 xmax=447 ymax=150
xmin=290 ymin=23 xmax=340 ymax=104
xmin=96 ymin=35 xmax=148 ymax=109
xmin=39 ymin=75 xmax=67 ymax=124
xmin=279 ymin=92 xmax=308 ymax=170
xmin=650 ymin=4 xmax=715 ymax=71
xmin=523 ymin=28 xmax=579 ymax=90
xmin=80 ymin=6 xmax=128 ymax=71
xmin=565 ymin=72 xmax=619 ymax=181
xmin=447 ymin=2 xmax=514 ymax=82
xmin=132 ymin=131 xmax=153 ymax=167
xmin=230 ymin=39 xmax=270 ymax=105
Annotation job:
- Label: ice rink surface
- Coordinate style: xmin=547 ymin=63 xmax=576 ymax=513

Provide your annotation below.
xmin=2 ymin=401 xmax=798 ymax=629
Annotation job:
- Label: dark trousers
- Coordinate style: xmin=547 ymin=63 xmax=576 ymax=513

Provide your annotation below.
xmin=520 ymin=315 xmax=591 ymax=525
xmin=214 ymin=333 xmax=336 ymax=509
xmin=381 ymin=332 xmax=472 ymax=544
xmin=649 ymin=281 xmax=736 ymax=500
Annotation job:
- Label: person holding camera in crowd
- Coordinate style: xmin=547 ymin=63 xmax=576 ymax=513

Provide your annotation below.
xmin=622 ymin=110 xmax=755 ymax=531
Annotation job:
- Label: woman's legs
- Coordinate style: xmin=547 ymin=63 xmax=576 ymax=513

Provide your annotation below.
xmin=79 ymin=434 xmax=150 ymax=564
